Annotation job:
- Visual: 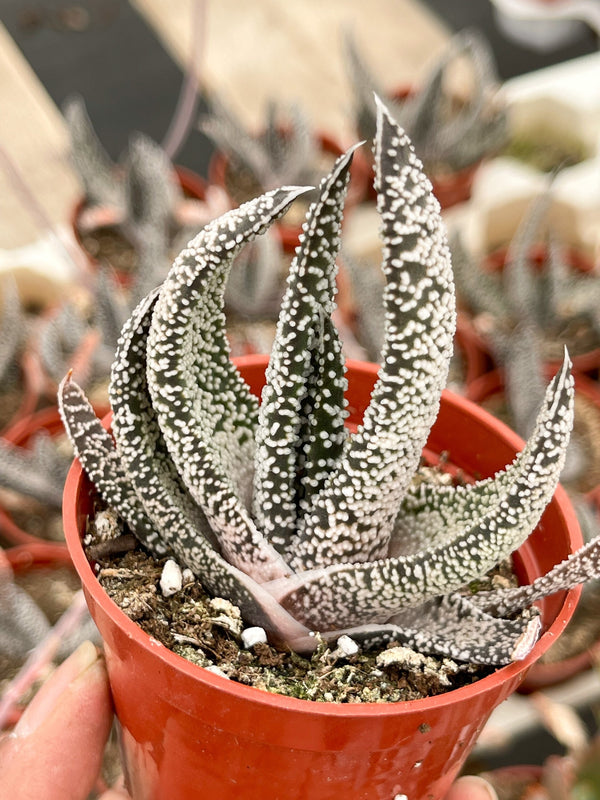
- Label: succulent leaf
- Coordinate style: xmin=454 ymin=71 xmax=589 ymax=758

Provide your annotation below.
xmin=200 ymin=96 xmax=315 ymax=191
xmin=225 ymin=232 xmax=286 ymax=319
xmin=450 ymin=232 xmax=508 ymax=323
xmin=290 ymin=99 xmax=455 ymax=570
xmin=0 ymin=558 xmax=52 ymax=658
xmin=124 ymin=133 xmax=180 ymax=243
xmin=63 ymin=95 xmax=122 ymax=209
xmin=252 ymin=147 xmax=357 ymax=552
xmin=271 ymin=354 xmax=573 ymax=630
xmin=0 ymin=433 xmax=69 ymax=508
xmin=58 ymin=374 xmax=168 ymax=554
xmin=345 ymin=29 xmax=506 ymax=172
xmin=472 ymin=532 xmax=600 ymax=618
xmin=326 ymin=594 xmax=542 ymax=665
xmin=146 ymin=189 xmax=309 ymax=581
xmin=0 ymin=276 xmax=23 ymax=383
xmin=110 ymin=288 xmax=219 ymax=554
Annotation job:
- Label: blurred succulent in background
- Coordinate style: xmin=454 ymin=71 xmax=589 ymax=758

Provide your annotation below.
xmin=0 ymin=277 xmax=45 ymax=432
xmin=0 ymin=552 xmax=53 ymax=661
xmin=339 ymin=251 xmax=476 ymax=392
xmin=64 ymin=95 xmax=216 ymax=284
xmin=199 ymin=95 xmax=318 ymax=196
xmin=481 ymin=694 xmax=600 ymax=800
xmin=0 ymin=430 xmax=69 ymax=511
xmin=35 ymin=267 xmax=129 ymax=400
xmin=0 ymin=549 xmax=99 ymax=732
xmin=0 ymin=278 xmax=27 ymax=392
xmin=345 ymin=28 xmax=507 ymax=175
xmin=452 ymin=189 xmax=600 ymax=369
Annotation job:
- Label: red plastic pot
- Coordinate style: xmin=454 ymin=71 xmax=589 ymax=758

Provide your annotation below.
xmin=0 ymin=408 xmax=68 ymax=549
xmin=63 ymin=355 xmax=581 ymax=800
xmin=208 ymin=132 xmax=368 ymax=252
xmin=72 ymin=165 xmax=207 ymax=282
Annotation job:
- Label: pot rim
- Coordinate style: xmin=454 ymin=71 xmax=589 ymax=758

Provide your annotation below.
xmin=63 ymin=354 xmax=583 ymax=718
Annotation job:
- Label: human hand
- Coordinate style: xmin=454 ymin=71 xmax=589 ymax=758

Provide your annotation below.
xmin=0 ymin=640 xmax=128 ymax=800
xmin=446 ymin=775 xmax=498 ymax=800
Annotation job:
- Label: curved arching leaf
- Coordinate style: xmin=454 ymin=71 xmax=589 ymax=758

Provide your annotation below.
xmin=146 ymin=189 xmax=309 ymax=581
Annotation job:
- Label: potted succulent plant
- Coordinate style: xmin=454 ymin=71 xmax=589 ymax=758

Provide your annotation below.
xmin=59 ymin=100 xmax=599 ymax=800
xmin=64 ymin=95 xmax=217 ymax=285
xmin=452 ymin=189 xmax=600 ymax=377
xmin=345 ymin=29 xmax=508 ymax=208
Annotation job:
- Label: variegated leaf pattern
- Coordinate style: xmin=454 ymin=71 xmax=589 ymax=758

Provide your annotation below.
xmin=253 ymin=147 xmax=358 ymax=553
xmin=269 ymin=354 xmax=573 ymax=630
xmin=146 ymin=189 xmax=308 ymax=581
xmin=290 ymin=98 xmax=455 ymax=570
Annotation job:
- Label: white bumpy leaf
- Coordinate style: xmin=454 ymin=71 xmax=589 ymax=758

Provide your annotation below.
xmin=146 ymin=188 xmax=310 ymax=582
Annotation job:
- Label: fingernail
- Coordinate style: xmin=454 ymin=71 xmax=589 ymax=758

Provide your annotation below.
xmin=447 ymin=776 xmax=498 ymax=800
xmin=13 ymin=641 xmax=100 ymax=738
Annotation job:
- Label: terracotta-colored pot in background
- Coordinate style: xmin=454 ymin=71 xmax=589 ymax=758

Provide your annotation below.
xmin=63 ymin=355 xmax=581 ymax=800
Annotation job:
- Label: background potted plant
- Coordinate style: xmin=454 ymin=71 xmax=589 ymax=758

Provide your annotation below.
xmin=64 ymin=95 xmax=217 ymax=285
xmin=0 ymin=407 xmax=73 ymax=549
xmin=451 ymin=189 xmax=600 ymax=377
xmin=0 ymin=277 xmax=44 ymax=435
xmin=59 ymin=101 xmax=596 ymax=800
xmin=344 ymin=28 xmax=508 ymax=208
xmin=199 ymin=94 xmax=367 ymax=249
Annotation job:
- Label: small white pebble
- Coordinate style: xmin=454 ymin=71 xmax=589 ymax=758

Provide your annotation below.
xmin=336 ymin=635 xmax=359 ymax=657
xmin=95 ymin=508 xmax=120 ymax=541
xmin=241 ymin=627 xmax=268 ymax=649
xmin=204 ymin=665 xmax=229 ymax=679
xmin=209 ymin=597 xmax=239 ymax=616
xmin=181 ymin=568 xmax=195 ymax=586
xmin=160 ymin=559 xmax=183 ymax=597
